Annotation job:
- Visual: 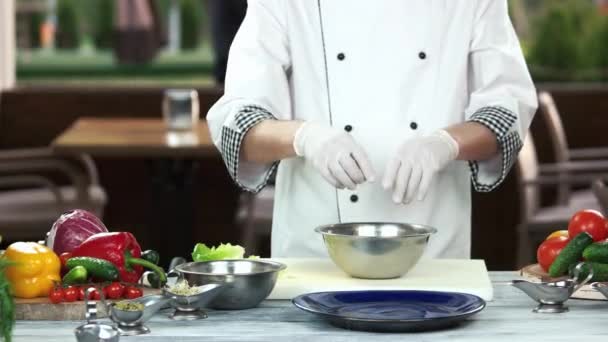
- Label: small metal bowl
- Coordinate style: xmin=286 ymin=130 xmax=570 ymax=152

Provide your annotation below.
xmin=315 ymin=222 xmax=437 ymax=279
xmin=109 ymin=306 xmax=143 ymax=325
xmin=162 ymin=283 xmax=226 ymax=320
xmin=175 ymin=259 xmax=286 ymax=310
xmin=162 ymin=284 xmax=225 ymax=311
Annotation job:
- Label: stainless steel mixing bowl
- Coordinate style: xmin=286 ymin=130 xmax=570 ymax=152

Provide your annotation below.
xmin=315 ymin=222 xmax=437 ymax=279
xmin=174 ymin=259 xmax=286 ymax=310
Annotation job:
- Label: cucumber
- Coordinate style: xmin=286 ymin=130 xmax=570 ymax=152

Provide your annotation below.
xmin=583 ymin=242 xmax=608 ymax=263
xmin=570 ymin=262 xmax=608 ymax=282
xmin=62 ymin=265 xmax=88 ymax=284
xmin=548 ymin=232 xmax=594 ymax=277
xmin=66 ymin=257 xmax=119 ymax=281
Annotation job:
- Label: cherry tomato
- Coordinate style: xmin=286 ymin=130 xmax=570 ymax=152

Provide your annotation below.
xmin=124 ymin=286 xmax=143 ymax=299
xmin=49 ymin=288 xmax=64 ymax=304
xmin=104 ymin=282 xmax=124 ymax=300
xmin=568 ymin=210 xmax=608 ymax=242
xmin=59 ymin=252 xmax=72 ymax=269
xmin=78 ymin=287 xmax=101 ymax=300
xmin=546 ymin=230 xmax=569 ymax=240
xmin=63 ymin=286 xmax=78 ymax=302
xmin=90 ymin=288 xmax=101 ymax=300
xmin=537 ymin=236 xmax=570 ymax=272
xmin=78 ymin=286 xmax=86 ymax=301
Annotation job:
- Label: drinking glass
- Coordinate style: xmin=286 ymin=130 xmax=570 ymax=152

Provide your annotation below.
xmin=162 ymin=89 xmax=200 ymax=131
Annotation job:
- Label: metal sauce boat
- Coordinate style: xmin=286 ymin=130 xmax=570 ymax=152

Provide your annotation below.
xmin=75 ymin=256 xmax=228 ymax=338
xmin=510 ymin=263 xmax=593 ymax=313
xmin=108 ymin=283 xmax=226 ymax=335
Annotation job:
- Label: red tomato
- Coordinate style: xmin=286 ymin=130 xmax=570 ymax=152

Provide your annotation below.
xmin=124 ymin=286 xmax=143 ymax=299
xmin=59 ymin=252 xmax=71 ymax=268
xmin=79 ymin=287 xmax=101 ymax=300
xmin=104 ymin=282 xmax=124 ymax=300
xmin=49 ymin=288 xmax=64 ymax=304
xmin=568 ymin=210 xmax=608 ymax=242
xmin=537 ymin=236 xmax=570 ymax=272
xmin=78 ymin=287 xmax=86 ymax=301
xmin=91 ymin=288 xmax=101 ymax=300
xmin=64 ymin=286 xmax=78 ymax=302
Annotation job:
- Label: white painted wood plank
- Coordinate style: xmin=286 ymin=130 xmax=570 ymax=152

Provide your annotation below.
xmin=12 ymin=272 xmax=608 ymax=341
xmin=0 ymin=0 xmax=15 ymax=90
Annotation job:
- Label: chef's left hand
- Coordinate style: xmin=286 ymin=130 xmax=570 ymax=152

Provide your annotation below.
xmin=382 ymin=130 xmax=460 ymax=204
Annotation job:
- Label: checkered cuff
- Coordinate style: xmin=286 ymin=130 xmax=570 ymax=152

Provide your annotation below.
xmin=468 ymin=106 xmax=523 ymax=192
xmin=220 ymin=105 xmax=278 ymax=193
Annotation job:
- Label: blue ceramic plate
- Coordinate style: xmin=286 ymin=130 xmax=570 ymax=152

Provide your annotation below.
xmin=292 ymin=290 xmax=486 ymax=332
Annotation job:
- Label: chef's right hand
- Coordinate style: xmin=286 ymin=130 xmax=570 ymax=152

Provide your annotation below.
xmin=293 ymin=122 xmax=376 ymax=190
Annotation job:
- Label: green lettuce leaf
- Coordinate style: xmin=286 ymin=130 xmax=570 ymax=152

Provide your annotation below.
xmin=191 ymin=243 xmax=245 ymax=262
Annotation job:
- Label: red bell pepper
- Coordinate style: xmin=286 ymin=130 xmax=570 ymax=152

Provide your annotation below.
xmin=70 ymin=232 xmax=166 ymax=284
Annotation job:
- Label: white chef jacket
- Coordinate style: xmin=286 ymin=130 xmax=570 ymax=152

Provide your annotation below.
xmin=207 ymin=0 xmax=538 ymax=259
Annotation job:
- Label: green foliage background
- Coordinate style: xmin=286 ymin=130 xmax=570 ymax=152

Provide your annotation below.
xmin=18 ymin=0 xmax=608 ymax=83
xmin=56 ymin=0 xmax=80 ymax=49
xmin=180 ymin=0 xmax=203 ymax=50
xmin=52 ymin=0 xmax=206 ymax=51
xmin=526 ymin=0 xmax=608 ymax=81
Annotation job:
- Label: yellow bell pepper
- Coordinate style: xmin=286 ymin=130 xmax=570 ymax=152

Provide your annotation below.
xmin=3 ymin=242 xmax=61 ymax=298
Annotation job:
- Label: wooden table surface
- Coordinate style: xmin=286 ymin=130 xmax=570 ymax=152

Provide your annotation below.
xmin=13 ymin=272 xmax=608 ymax=341
xmin=52 ymin=118 xmax=218 ymax=158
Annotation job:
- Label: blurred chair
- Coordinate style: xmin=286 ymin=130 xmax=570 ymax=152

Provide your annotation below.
xmin=516 ymin=136 xmax=605 ymax=266
xmin=593 ymin=180 xmax=608 ymax=215
xmin=516 ymin=92 xmax=608 ymax=266
xmin=0 ymin=148 xmax=106 ymax=241
xmin=237 ymin=174 xmax=275 ymax=257
xmin=536 ymin=91 xmax=608 ymax=204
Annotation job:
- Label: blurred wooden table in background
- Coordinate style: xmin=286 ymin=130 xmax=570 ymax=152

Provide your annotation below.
xmin=52 ymin=118 xmax=217 ymax=158
xmin=52 ymin=117 xmax=226 ymax=266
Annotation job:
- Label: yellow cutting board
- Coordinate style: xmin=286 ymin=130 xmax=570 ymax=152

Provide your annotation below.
xmin=268 ymin=258 xmax=493 ymax=301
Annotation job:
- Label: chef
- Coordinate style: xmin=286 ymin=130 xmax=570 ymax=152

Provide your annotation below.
xmin=207 ymin=0 xmax=538 ymax=259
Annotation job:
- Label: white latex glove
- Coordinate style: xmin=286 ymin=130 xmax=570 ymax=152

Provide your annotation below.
xmin=293 ymin=122 xmax=376 ymax=190
xmin=382 ymin=130 xmax=459 ymax=203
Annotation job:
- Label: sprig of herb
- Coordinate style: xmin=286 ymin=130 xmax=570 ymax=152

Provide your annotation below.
xmin=0 ymin=258 xmax=15 ymax=342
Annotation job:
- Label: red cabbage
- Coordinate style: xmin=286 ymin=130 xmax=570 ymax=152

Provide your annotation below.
xmin=47 ymin=209 xmax=108 ymax=255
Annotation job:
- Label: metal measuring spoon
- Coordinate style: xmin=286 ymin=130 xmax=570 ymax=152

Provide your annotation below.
xmin=74 ymin=287 xmax=120 ymax=342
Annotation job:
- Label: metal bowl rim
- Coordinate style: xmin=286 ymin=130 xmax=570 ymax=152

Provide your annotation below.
xmin=175 ymin=259 xmax=287 ymax=276
xmin=314 ymin=222 xmax=438 ymax=239
xmin=108 ymin=303 xmax=144 ymax=324
xmin=109 ymin=307 xmax=144 ymax=315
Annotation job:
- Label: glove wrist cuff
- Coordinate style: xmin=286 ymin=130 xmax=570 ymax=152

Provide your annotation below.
xmin=434 ymin=129 xmax=460 ymax=161
xmin=293 ymin=121 xmax=310 ymax=157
